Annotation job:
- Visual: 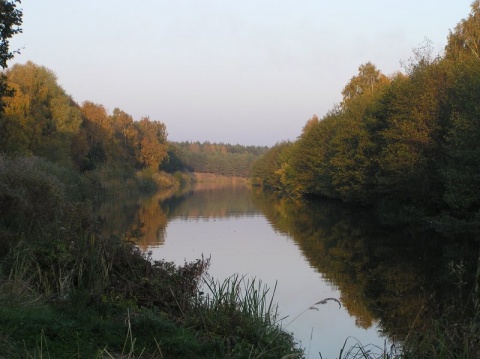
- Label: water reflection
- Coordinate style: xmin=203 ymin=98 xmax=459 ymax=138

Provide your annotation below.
xmin=251 ymin=189 xmax=479 ymax=343
xmin=95 ymin=182 xmax=259 ymax=248
xmin=96 ymin=183 xmax=479 ymax=357
xmin=95 ymin=189 xmax=174 ymax=247
xmin=159 ymin=182 xmax=260 ymax=220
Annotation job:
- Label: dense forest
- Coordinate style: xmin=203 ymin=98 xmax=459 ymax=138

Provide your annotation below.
xmin=252 ymin=3 xmax=480 ymax=230
xmin=165 ymin=141 xmax=268 ymax=177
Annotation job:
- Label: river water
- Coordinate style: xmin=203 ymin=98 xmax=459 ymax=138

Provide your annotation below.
xmin=96 ymin=181 xmax=479 ymax=359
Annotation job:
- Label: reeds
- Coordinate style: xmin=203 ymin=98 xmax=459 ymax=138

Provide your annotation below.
xmin=202 ymin=274 xmax=280 ymax=323
xmin=192 ymin=274 xmax=303 ymax=358
xmin=334 ymin=337 xmax=401 ymax=359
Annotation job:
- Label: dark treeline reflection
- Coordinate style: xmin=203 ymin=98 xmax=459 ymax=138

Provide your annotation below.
xmin=251 ymin=189 xmax=479 ymax=343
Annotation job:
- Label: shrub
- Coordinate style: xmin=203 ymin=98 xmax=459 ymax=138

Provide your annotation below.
xmin=0 ymin=155 xmax=91 ymax=236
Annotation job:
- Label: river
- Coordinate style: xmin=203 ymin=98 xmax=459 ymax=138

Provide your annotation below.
xmin=96 ymin=181 xmax=479 ymax=359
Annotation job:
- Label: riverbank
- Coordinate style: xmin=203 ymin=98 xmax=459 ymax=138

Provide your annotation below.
xmin=0 ymin=155 xmax=302 ymax=358
xmin=194 ymin=172 xmax=250 ymax=184
xmin=0 ymin=235 xmax=302 ymax=358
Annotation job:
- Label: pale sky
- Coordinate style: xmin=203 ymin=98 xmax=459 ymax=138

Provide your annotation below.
xmin=10 ymin=1 xmax=473 ymax=146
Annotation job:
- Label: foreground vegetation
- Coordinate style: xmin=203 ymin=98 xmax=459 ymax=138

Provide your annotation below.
xmin=0 ymin=155 xmax=302 ymax=358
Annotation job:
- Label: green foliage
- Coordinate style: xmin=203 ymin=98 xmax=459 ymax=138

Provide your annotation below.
xmin=252 ymin=4 xmax=480 ymax=227
xmin=251 ymin=141 xmax=295 ymax=192
xmin=441 ymin=56 xmax=480 ymax=218
xmin=0 ymin=155 xmax=91 ymax=238
xmin=445 ymin=0 xmax=480 ymax=61
xmin=0 ymin=0 xmax=22 ymax=109
xmin=341 ymin=62 xmax=388 ymax=108
xmin=0 ymin=0 xmax=21 ymax=69
xmin=0 ymin=62 xmax=176 ymax=196
xmin=289 ymin=114 xmax=338 ymax=197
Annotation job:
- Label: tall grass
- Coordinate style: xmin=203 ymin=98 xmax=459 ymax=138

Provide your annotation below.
xmin=202 ymin=274 xmax=280 ymax=322
xmin=191 ymin=274 xmax=303 ymax=359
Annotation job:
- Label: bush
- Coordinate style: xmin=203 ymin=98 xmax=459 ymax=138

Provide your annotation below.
xmin=0 ymin=155 xmax=91 ymax=236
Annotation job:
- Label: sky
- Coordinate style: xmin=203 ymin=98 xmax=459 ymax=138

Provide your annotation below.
xmin=10 ymin=0 xmax=474 ymax=146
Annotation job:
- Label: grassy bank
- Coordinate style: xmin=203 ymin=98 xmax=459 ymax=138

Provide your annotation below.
xmin=0 ymin=236 xmax=301 ymax=358
xmin=0 ymin=155 xmax=302 ymax=358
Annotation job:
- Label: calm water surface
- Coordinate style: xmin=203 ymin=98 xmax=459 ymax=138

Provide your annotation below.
xmin=152 ymin=216 xmax=382 ymax=358
xmin=96 ymin=182 xmax=478 ymax=359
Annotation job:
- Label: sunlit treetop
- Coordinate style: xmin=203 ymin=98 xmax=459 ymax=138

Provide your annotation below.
xmin=341 ymin=62 xmax=388 ymax=108
xmin=446 ymin=0 xmax=480 ymax=60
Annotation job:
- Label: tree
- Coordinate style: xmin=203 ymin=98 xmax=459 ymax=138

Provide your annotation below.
xmin=110 ymin=107 xmax=138 ymax=166
xmin=1 ymin=62 xmax=82 ymax=163
xmin=445 ymin=0 xmax=480 ymax=61
xmin=135 ymin=117 xmax=168 ymax=171
xmin=251 ymin=141 xmax=293 ymax=191
xmin=341 ymin=62 xmax=388 ymax=108
xmin=327 ymin=116 xmax=374 ymax=202
xmin=376 ymin=59 xmax=447 ymax=211
xmin=289 ymin=109 xmax=354 ymax=199
xmin=441 ymin=56 xmax=480 ymax=216
xmin=0 ymin=0 xmax=22 ymax=108
xmin=111 ymin=107 xmax=134 ymax=146
xmin=74 ymin=101 xmax=112 ymax=170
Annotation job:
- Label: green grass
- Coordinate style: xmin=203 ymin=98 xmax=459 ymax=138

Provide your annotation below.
xmin=0 ymin=301 xmax=206 ymax=358
xmin=0 ymin=233 xmax=303 ymax=358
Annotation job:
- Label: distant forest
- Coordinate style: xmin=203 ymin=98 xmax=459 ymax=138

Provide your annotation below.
xmin=251 ymin=2 xmax=480 ymax=229
xmin=164 ymin=141 xmax=268 ymax=177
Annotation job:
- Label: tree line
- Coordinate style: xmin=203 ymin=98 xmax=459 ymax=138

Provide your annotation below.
xmin=0 ymin=61 xmax=168 ymax=174
xmin=164 ymin=141 xmax=268 ymax=177
xmin=0 ymin=60 xmax=267 ymax=186
xmin=252 ymin=2 xmax=480 ymax=228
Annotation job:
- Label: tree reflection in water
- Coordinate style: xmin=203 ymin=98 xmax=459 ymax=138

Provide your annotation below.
xmin=96 ymin=183 xmax=479 ymax=352
xmin=251 ymin=189 xmax=479 ymax=347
